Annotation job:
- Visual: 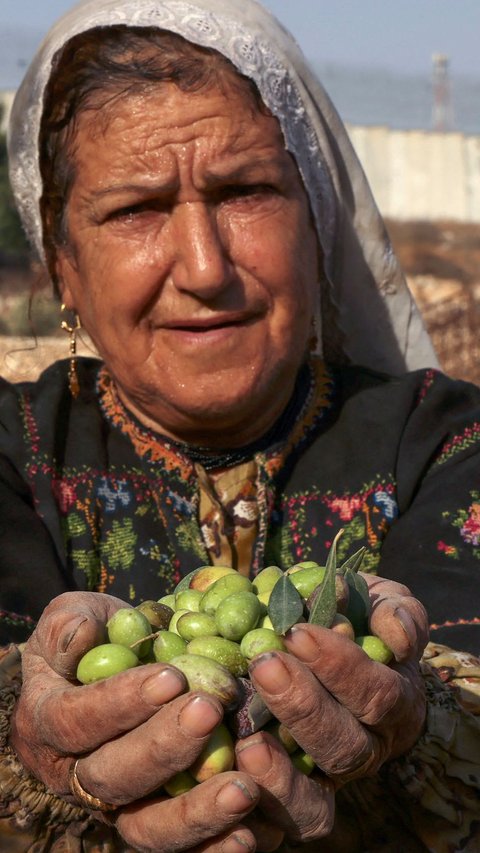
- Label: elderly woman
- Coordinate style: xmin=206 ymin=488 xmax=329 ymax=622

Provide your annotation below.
xmin=1 ymin=0 xmax=480 ymax=851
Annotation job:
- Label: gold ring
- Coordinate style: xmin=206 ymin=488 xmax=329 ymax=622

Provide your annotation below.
xmin=69 ymin=759 xmax=118 ymax=812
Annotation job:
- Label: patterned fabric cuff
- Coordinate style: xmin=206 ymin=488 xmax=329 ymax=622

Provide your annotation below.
xmin=0 ymin=644 xmax=92 ymax=842
xmin=334 ymin=646 xmax=480 ymax=852
xmin=375 ymin=649 xmax=480 ymax=850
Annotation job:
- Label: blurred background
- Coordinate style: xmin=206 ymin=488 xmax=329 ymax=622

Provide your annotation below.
xmin=1 ymin=0 xmax=479 ymax=382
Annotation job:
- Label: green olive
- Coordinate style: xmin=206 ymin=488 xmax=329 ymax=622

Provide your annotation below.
xmin=355 ymin=635 xmax=393 ymax=664
xmin=184 ymin=565 xmax=237 ymax=593
xmin=291 ymin=750 xmax=316 ymax=776
xmin=329 ymin=613 xmax=355 ymax=640
xmin=170 ymin=653 xmax=240 ymax=709
xmin=200 ymin=573 xmax=253 ymax=615
xmin=77 ymin=643 xmax=139 ymax=684
xmin=175 ymin=588 xmax=203 ymax=613
xmin=252 ymin=566 xmax=283 ymax=596
xmin=136 ymin=600 xmax=173 ymax=630
xmin=214 ymin=591 xmax=262 ymax=642
xmin=240 ymin=627 xmax=286 ymax=659
xmin=169 ymin=609 xmax=190 ymax=635
xmin=157 ymin=594 xmax=176 ymax=610
xmin=106 ymin=608 xmax=152 ymax=658
xmin=187 ymin=635 xmax=249 ymax=677
xmin=176 ymin=611 xmax=219 ymax=642
xmin=265 ymin=720 xmax=298 ymax=754
xmin=153 ymin=630 xmax=188 ymax=663
xmin=288 ymin=566 xmax=326 ymax=598
xmin=190 ymin=723 xmax=235 ymax=781
xmin=164 ymin=770 xmax=197 ymax=797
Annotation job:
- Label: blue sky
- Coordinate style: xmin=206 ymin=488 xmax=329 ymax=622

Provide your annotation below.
xmin=1 ymin=0 xmax=479 ymax=77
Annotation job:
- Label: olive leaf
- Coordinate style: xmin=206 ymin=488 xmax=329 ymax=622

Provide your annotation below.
xmin=267 ymin=574 xmax=304 ymax=635
xmin=338 ymin=546 xmax=366 ymax=576
xmin=344 ymin=567 xmax=370 ymax=635
xmin=308 ymin=529 xmax=343 ymax=628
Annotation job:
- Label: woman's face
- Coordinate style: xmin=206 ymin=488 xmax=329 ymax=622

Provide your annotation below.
xmin=57 ymin=75 xmax=320 ymax=446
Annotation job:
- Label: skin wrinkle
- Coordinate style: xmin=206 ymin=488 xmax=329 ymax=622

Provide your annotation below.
xmin=353 ymin=669 xmax=403 ymax=726
xmin=56 ymin=79 xmax=320 ymax=447
xmin=114 ymin=774 xmax=259 ymax=853
xmin=240 ymin=742 xmax=335 ymax=842
xmin=249 ymin=655 xmax=373 ymax=774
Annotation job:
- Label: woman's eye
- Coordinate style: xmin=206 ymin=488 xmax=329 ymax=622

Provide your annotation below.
xmin=107 ymin=202 xmax=167 ymax=223
xmin=220 ymin=184 xmax=276 ymax=202
xmin=110 ymin=205 xmax=147 ymax=222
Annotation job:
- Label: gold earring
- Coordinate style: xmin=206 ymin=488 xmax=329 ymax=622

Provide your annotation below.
xmin=60 ymin=304 xmax=81 ymax=398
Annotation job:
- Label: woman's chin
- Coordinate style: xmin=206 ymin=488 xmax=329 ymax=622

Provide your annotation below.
xmin=117 ymin=369 xmax=292 ymax=446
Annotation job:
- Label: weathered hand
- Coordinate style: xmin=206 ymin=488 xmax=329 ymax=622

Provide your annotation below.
xmin=240 ymin=575 xmax=427 ymax=843
xmin=236 ymin=731 xmax=335 ymax=846
xmin=11 ymin=592 xmax=260 ymax=853
xmin=362 ymin=574 xmax=429 ymax=663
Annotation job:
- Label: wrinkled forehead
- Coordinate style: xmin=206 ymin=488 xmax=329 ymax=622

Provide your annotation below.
xmin=8 ymin=0 xmax=335 ymax=261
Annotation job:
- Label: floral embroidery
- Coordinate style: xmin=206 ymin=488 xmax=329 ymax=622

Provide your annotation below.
xmin=101 ymin=518 xmax=137 ymax=571
xmin=416 ymin=368 xmax=439 ymax=404
xmin=7 ymin=356 xmax=480 ymax=631
xmin=20 ymin=393 xmax=40 ymax=454
xmin=433 ymin=423 xmax=480 ymax=469
xmin=437 ymin=541 xmax=459 ymax=559
xmin=460 ymin=502 xmax=480 ymax=546
xmin=98 ymin=477 xmax=132 ymax=512
xmin=441 ymin=492 xmax=480 ymax=560
xmin=269 ymin=480 xmax=398 ymax=570
xmin=97 ymin=368 xmax=195 ymax=480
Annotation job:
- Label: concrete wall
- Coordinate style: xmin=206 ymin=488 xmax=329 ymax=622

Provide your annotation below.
xmin=347 ymin=124 xmax=480 ymax=222
xmin=0 ymin=90 xmax=14 ymax=134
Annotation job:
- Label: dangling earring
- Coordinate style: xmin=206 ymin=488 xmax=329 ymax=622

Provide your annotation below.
xmin=60 ymin=304 xmax=82 ymax=398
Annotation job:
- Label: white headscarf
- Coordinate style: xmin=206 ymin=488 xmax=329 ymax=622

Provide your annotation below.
xmin=8 ymin=0 xmax=438 ymax=374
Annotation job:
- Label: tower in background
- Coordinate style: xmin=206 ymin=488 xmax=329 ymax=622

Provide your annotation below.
xmin=431 ymin=53 xmax=454 ymax=132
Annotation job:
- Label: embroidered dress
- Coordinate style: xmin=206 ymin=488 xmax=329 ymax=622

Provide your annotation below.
xmin=1 ymin=356 xmax=480 ymax=653
xmin=1 ymin=356 xmax=480 ymax=850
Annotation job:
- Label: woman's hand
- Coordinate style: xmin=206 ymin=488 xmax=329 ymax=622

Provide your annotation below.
xmin=236 ymin=576 xmax=428 ymax=844
xmin=10 ymin=592 xmax=261 ymax=853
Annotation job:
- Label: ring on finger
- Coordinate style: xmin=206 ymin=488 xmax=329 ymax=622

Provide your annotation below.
xmin=69 ymin=759 xmax=118 ymax=812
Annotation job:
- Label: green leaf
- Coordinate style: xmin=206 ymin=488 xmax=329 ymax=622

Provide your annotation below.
xmin=338 ymin=546 xmax=366 ymax=576
xmin=344 ymin=567 xmax=370 ymax=635
xmin=353 ymin=571 xmax=370 ymax=612
xmin=267 ymin=574 xmax=304 ymax=635
xmin=308 ymin=529 xmax=341 ymax=628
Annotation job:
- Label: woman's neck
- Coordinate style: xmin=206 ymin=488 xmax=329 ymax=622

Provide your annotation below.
xmin=114 ymin=360 xmax=313 ymax=469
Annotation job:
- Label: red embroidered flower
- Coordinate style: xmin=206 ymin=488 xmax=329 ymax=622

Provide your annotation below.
xmin=460 ymin=502 xmax=480 ymax=546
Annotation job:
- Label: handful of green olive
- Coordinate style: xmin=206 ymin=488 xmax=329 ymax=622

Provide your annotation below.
xmin=76 ymin=533 xmax=392 ymax=793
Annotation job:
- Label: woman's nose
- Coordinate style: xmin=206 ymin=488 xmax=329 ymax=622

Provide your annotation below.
xmin=169 ymin=202 xmax=232 ymax=298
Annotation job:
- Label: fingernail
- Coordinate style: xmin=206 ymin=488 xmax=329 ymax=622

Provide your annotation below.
xmin=249 ymin=653 xmax=291 ymax=693
xmin=221 ymin=833 xmax=255 ymax=852
xmin=285 ymin=625 xmax=320 ymax=662
xmin=141 ymin=668 xmax=186 ymax=706
xmin=217 ymin=780 xmax=257 ymax=813
xmin=236 ymin=738 xmax=273 ymax=775
xmin=179 ymin=695 xmax=222 ymax=736
xmin=59 ymin=617 xmax=87 ymax=653
xmin=394 ymin=607 xmax=416 ymax=646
